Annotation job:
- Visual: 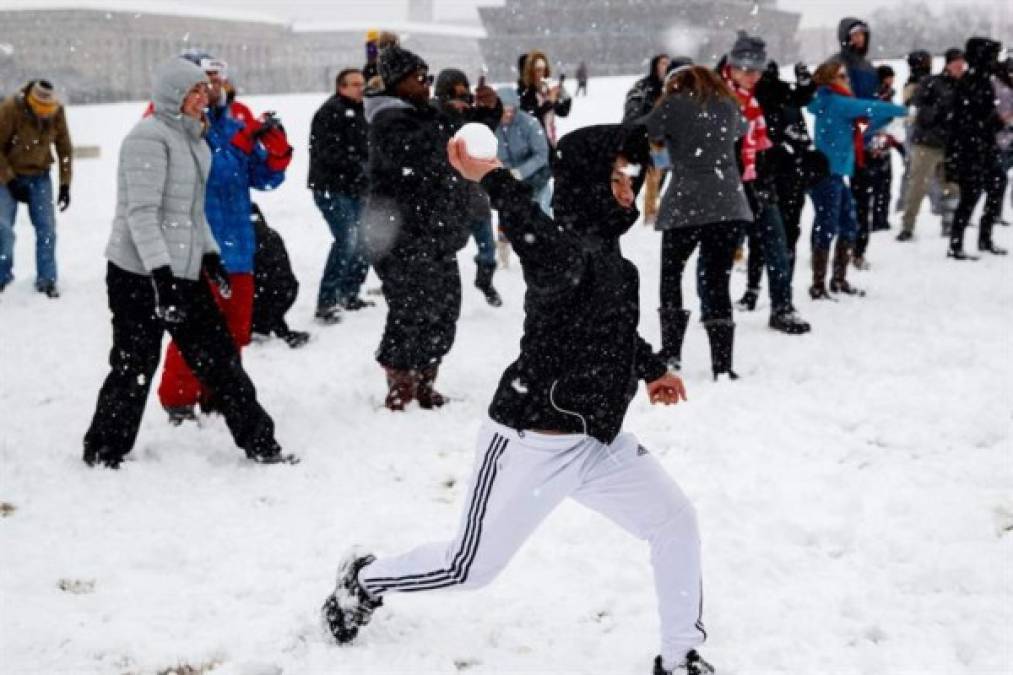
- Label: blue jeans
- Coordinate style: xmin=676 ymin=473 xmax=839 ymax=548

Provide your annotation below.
xmin=810 ymin=175 xmax=858 ymax=252
xmin=314 ymin=191 xmax=368 ymax=308
xmin=745 ymin=203 xmax=794 ymax=313
xmin=469 ymin=218 xmax=496 ymax=267
xmin=0 ymin=174 xmax=57 ymax=285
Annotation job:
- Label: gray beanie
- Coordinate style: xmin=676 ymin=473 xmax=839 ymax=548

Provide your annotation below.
xmin=728 ymin=31 xmax=767 ymax=70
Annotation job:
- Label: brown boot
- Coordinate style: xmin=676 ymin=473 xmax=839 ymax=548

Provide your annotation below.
xmin=416 ymin=365 xmax=447 ymax=409
xmin=829 ymin=241 xmax=865 ymax=296
xmin=384 ymin=368 xmax=416 ymax=411
xmin=809 ymin=248 xmax=831 ymax=300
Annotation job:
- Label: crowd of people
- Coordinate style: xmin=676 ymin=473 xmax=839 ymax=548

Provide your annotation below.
xmin=0 ymin=17 xmax=1010 ymax=675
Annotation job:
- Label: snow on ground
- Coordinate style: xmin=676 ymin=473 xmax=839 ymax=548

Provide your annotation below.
xmin=0 ymin=73 xmax=1011 ymax=675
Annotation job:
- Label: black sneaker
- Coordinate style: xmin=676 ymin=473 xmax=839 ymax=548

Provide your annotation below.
xmin=769 ymin=308 xmax=811 ymax=335
xmin=896 ymin=231 xmax=913 ymax=242
xmin=165 ymin=405 xmax=197 ymax=426
xmin=979 ymin=242 xmax=1008 ymax=256
xmin=247 ymin=439 xmax=299 ymax=465
xmin=653 ymin=651 xmax=715 ymax=674
xmin=281 ymin=330 xmax=311 ymax=348
xmin=314 ymin=304 xmax=342 ymax=325
xmin=735 ymin=288 xmax=758 ymax=311
xmin=36 ymin=280 xmax=59 ymax=298
xmin=342 ymin=296 xmax=376 ymax=311
xmin=947 ymin=248 xmax=978 ymax=261
xmin=83 ymin=445 xmax=124 ymax=469
xmin=479 ymin=285 xmax=503 ymax=307
xmin=322 ymin=552 xmax=384 ymax=644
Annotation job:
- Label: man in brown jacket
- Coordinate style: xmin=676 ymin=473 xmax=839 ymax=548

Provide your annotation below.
xmin=0 ymin=80 xmax=72 ymax=297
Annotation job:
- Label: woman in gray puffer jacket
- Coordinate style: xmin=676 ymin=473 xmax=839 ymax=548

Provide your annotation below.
xmin=83 ymin=58 xmax=294 ymax=468
xmin=642 ymin=65 xmax=752 ymax=380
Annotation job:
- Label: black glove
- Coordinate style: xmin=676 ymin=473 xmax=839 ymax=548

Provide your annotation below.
xmin=201 ymin=253 xmax=232 ymax=299
xmin=57 ymin=185 xmax=70 ymax=212
xmin=5 ymin=180 xmax=30 ymax=204
xmin=794 ymin=62 xmax=812 ymax=87
xmin=253 ymin=111 xmax=285 ymax=140
xmin=151 ymin=266 xmax=187 ymax=324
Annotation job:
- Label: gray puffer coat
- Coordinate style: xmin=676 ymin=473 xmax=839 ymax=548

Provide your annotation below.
xmin=642 ymin=92 xmax=752 ymax=230
xmin=105 ymin=58 xmax=218 ymax=280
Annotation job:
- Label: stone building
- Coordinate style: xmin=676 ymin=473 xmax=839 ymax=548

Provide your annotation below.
xmin=0 ymin=5 xmax=483 ymax=103
xmin=477 ymin=0 xmax=801 ymax=81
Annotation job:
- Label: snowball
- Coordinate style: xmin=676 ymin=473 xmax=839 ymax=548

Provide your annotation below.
xmin=454 ymin=122 xmax=498 ymax=160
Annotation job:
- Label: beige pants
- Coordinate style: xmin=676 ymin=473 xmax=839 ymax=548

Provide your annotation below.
xmin=643 ymin=167 xmax=663 ymax=224
xmin=902 ymin=144 xmax=959 ymax=233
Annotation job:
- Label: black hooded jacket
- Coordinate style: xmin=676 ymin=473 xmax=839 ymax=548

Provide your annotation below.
xmin=754 ymin=64 xmax=827 ymax=190
xmin=481 ymin=124 xmax=667 ymax=443
xmin=362 ymin=93 xmax=471 ymax=261
xmin=946 ymin=38 xmax=1004 ymax=181
xmin=622 ymin=54 xmax=668 ymax=122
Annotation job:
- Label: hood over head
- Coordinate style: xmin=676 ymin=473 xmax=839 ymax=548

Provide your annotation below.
xmin=964 ymin=37 xmax=1002 ymax=73
xmin=647 ymin=53 xmax=669 ymax=86
xmin=551 ymin=124 xmax=652 ymax=243
xmin=497 ymin=86 xmax=520 ymax=108
xmin=434 ymin=68 xmax=470 ymax=101
xmin=152 ymin=58 xmax=209 ymax=116
xmin=837 ymin=17 xmax=870 ymax=56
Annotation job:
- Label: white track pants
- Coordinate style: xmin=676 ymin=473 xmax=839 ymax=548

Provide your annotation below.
xmin=359 ymin=419 xmax=705 ymax=664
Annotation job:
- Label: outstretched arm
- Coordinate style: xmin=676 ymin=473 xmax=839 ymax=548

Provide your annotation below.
xmin=448 ymin=137 xmax=582 ymax=292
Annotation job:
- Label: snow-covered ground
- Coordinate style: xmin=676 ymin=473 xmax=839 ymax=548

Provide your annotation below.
xmin=1 ymin=73 xmax=1011 ymax=675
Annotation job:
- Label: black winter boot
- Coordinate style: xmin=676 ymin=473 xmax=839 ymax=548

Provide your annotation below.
xmin=83 ymin=444 xmax=124 ymax=469
xmin=704 ymin=320 xmax=738 ymax=381
xmin=322 ymin=551 xmax=384 ymax=644
xmin=657 ymin=308 xmax=691 ymax=370
xmin=652 ymin=651 xmax=716 ymax=674
xmin=809 ymin=248 xmax=832 ymax=300
xmin=829 ymin=241 xmax=865 ymax=296
xmin=475 ymin=263 xmax=503 ymax=307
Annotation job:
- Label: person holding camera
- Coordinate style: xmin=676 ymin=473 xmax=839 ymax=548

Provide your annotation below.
xmin=517 ymin=49 xmax=572 ymax=150
xmin=155 ymin=50 xmax=293 ymax=423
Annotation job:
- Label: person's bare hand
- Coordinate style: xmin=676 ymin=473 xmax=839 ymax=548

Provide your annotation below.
xmin=447 ymin=137 xmax=502 ymax=183
xmin=646 ymin=372 xmax=688 ymax=406
xmin=548 ymin=85 xmax=560 ymax=102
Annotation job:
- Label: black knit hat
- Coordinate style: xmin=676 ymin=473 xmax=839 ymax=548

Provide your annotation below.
xmin=944 ymin=48 xmax=965 ymax=64
xmin=728 ymin=31 xmax=767 ymax=70
xmin=378 ymin=45 xmax=428 ymax=89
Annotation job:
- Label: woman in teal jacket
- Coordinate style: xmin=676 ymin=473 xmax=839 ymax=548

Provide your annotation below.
xmin=807 ymin=59 xmax=905 ymax=299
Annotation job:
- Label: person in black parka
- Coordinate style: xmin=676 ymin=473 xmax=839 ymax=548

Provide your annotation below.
xmin=946 ymin=37 xmax=1008 ymax=257
xmin=363 ymin=46 xmax=471 ymax=410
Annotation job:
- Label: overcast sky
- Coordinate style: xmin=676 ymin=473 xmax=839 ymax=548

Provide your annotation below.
xmin=1 ymin=0 xmax=994 ymax=28
xmin=247 ymin=0 xmax=978 ymax=28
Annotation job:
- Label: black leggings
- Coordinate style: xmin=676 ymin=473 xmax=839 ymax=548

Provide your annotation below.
xmin=659 ymin=221 xmax=743 ymax=323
